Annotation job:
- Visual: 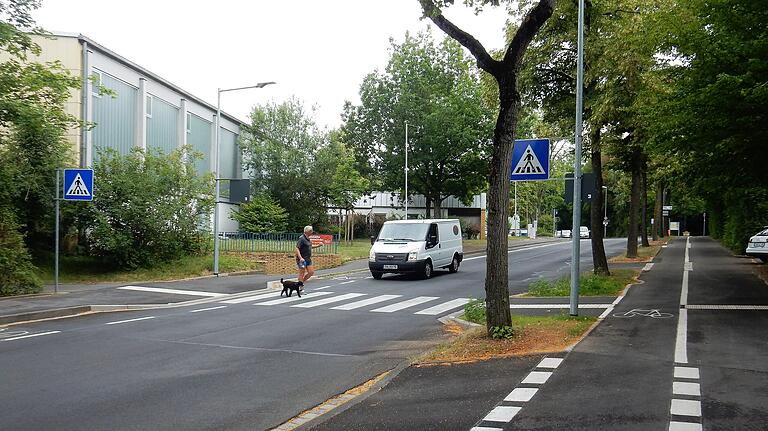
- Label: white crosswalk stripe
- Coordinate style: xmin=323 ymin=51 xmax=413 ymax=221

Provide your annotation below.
xmin=330 ymin=295 xmax=402 ymax=310
xmin=292 ymin=293 xmax=366 ymax=308
xmin=414 ymin=298 xmax=471 ymax=315
xmin=220 ymin=291 xmax=284 ymax=304
xmin=254 ymin=291 xmax=334 ymax=306
xmin=370 ymin=296 xmax=439 ymax=313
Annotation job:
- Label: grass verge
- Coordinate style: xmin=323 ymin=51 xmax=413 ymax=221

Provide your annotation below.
xmin=609 ymin=238 xmax=668 ymax=263
xmin=36 ymin=253 xmax=264 ymax=284
xmin=524 ymin=268 xmax=638 ymax=297
xmin=337 ymin=239 xmax=372 ymax=263
xmin=420 ymin=313 xmax=595 ymax=363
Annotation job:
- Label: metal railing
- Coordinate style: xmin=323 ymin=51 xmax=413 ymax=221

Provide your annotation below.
xmin=214 ymin=232 xmax=339 ymax=254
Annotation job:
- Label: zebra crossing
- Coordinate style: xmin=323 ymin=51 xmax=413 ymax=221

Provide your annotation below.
xmin=219 ymin=288 xmax=472 ymax=317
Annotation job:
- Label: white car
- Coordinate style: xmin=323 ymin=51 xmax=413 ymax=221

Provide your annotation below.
xmin=580 ymin=226 xmax=590 ymax=239
xmin=746 ymin=227 xmax=768 ymax=262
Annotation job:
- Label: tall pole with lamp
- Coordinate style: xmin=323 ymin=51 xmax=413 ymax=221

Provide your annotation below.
xmin=602 ymin=185 xmax=608 ymax=238
xmin=214 ymin=82 xmax=275 ymax=276
xmin=404 ymin=122 xmax=408 ymax=219
xmin=570 ymin=0 xmax=585 ymax=316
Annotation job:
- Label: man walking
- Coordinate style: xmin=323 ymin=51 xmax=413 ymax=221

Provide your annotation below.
xmin=295 ymin=225 xmax=319 ymax=283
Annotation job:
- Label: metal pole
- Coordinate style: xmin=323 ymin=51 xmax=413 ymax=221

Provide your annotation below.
xmin=213 ymin=89 xmax=221 ymax=276
xmin=570 ymin=0 xmax=585 ymax=316
xmin=514 ymin=181 xmax=519 ymax=236
xmin=404 ymin=122 xmax=408 ymax=219
xmin=603 ymin=185 xmax=608 ymax=238
xmin=54 ymin=169 xmax=60 ymax=294
xmin=703 ymin=212 xmax=706 ymax=236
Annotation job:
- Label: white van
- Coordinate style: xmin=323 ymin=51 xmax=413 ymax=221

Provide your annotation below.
xmin=368 ymin=219 xmax=464 ymax=279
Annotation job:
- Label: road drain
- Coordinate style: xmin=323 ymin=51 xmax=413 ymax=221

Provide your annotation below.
xmin=270 ymin=369 xmax=391 ymax=431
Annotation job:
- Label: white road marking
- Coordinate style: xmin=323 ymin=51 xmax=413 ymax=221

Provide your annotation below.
xmin=684 ymin=262 xmax=693 ymax=271
xmin=686 ymin=304 xmax=768 ymax=310
xmin=414 ymin=298 xmax=471 ymax=315
xmin=314 ymin=285 xmax=332 ymax=290
xmin=673 ymin=382 xmax=701 ymax=396
xmin=463 ymin=242 xmax=566 ymax=261
xmin=504 ymin=387 xmax=538 ymax=402
xmin=220 ymin=291 xmax=284 ymax=304
xmin=669 ymin=421 xmax=702 ymax=431
xmin=254 ymin=291 xmax=334 ymax=306
xmin=642 ymin=263 xmax=654 ymax=271
xmin=674 ymin=367 xmax=700 ymax=379
xmin=670 ymin=399 xmax=701 ymax=417
xmin=509 ymin=303 xmax=611 ymax=309
xmin=330 ymin=295 xmax=402 ymax=310
xmin=470 ymin=427 xmax=503 ymax=431
xmin=483 ymin=406 xmax=521 ymax=422
xmin=292 ymin=293 xmax=366 ymax=308
xmin=521 ymin=371 xmax=552 ymax=385
xmin=536 ymin=358 xmax=563 ymax=369
xmin=338 ymin=280 xmax=356 ymax=285
xmin=370 ymin=296 xmax=439 ymax=313
xmin=2 ymin=330 xmax=60 ymax=341
xmin=680 ymin=271 xmax=689 ymax=307
xmin=105 ymin=316 xmax=155 ymax=325
xmin=675 ymin=309 xmax=689 ymax=364
xmin=190 ymin=306 xmax=227 ymax=313
xmin=118 ymin=285 xmax=226 ymax=297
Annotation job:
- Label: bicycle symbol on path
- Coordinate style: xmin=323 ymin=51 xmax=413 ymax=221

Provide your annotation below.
xmin=613 ymin=308 xmax=675 ymax=319
xmin=0 ymin=328 xmax=30 ymax=339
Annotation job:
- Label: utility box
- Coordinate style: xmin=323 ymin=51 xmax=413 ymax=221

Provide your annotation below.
xmin=565 ymin=172 xmax=596 ymax=203
xmin=229 ymin=179 xmax=251 ymax=203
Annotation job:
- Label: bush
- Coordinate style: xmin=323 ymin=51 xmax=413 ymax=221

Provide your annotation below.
xmin=232 ymin=194 xmax=288 ymax=233
xmin=462 ymin=298 xmax=486 ymax=324
xmin=459 ymin=218 xmax=480 ymax=239
xmin=0 ymin=209 xmax=42 ymax=296
xmin=80 ymin=147 xmax=214 ymax=270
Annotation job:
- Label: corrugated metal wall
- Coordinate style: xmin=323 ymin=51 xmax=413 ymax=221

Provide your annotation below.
xmin=146 ymin=95 xmax=178 ymax=154
xmin=92 ymin=70 xmax=137 ymax=159
xmin=187 ymin=113 xmax=212 ymax=175
xmin=219 ymin=128 xmax=239 ymax=179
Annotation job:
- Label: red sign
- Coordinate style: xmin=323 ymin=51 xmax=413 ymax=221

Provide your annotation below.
xmin=308 ymin=234 xmax=333 ymax=246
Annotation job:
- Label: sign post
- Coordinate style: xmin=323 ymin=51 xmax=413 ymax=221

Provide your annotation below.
xmin=56 ymin=168 xmax=94 ymax=293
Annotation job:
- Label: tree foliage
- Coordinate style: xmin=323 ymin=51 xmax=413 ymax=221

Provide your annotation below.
xmin=80 ymin=148 xmax=214 ymax=270
xmin=343 ymin=31 xmax=493 ymax=215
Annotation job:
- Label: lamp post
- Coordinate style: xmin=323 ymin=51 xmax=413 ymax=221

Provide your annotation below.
xmin=404 ymin=122 xmax=408 ymax=219
xmin=602 ymin=185 xmax=608 ymax=238
xmin=570 ymin=0 xmax=585 ymax=316
xmin=213 ymin=81 xmax=275 ymax=276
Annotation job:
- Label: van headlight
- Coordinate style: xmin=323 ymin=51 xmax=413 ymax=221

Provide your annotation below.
xmin=369 ymin=250 xmax=376 ymax=262
xmin=408 ymin=251 xmax=418 ymax=261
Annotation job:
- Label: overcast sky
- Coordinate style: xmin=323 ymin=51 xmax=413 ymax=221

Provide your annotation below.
xmin=32 ymin=1 xmax=510 ymax=129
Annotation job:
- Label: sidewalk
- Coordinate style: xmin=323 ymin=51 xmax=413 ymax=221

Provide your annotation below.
xmin=1 ymin=237 xmax=563 ymax=325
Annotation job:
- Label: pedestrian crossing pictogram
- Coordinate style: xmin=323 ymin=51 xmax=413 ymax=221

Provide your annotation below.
xmin=66 ymin=173 xmax=91 ymax=197
xmin=512 ymin=145 xmax=545 ymax=174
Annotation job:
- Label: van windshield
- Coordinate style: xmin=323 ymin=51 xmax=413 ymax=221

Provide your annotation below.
xmin=377 ymin=223 xmax=429 ymax=242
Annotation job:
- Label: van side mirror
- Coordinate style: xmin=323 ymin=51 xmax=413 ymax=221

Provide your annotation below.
xmin=370 ymin=236 xmax=376 ymax=245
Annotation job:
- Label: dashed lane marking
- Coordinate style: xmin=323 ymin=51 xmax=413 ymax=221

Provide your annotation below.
xmin=190 ymin=306 xmax=227 ymax=313
xmin=105 ymin=316 xmax=155 ymax=325
xmin=2 ymin=330 xmax=60 ymax=341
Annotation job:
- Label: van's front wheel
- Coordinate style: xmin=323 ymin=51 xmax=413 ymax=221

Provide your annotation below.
xmin=422 ymin=260 xmax=433 ymax=279
xmin=448 ymin=254 xmax=460 ymax=273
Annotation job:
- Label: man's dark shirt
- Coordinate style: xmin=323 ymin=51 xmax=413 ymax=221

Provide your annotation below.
xmin=296 ymin=234 xmax=312 ymax=259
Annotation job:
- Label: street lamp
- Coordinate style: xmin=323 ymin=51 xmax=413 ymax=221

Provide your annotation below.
xmin=602 ymin=185 xmax=608 ymax=238
xmin=213 ymin=81 xmax=275 ymax=276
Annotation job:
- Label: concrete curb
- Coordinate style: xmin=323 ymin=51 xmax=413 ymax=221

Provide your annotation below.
xmin=0 ymin=306 xmax=93 ymax=325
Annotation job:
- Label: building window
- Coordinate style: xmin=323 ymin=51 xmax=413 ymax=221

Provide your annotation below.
xmin=91 ymin=70 xmax=103 ymax=98
xmin=145 ymin=95 xmax=153 ymax=118
xmin=186 ymin=112 xmax=191 ymax=134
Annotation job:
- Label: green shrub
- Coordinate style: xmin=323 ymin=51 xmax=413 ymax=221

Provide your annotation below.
xmin=0 ymin=210 xmax=42 ymax=296
xmin=528 ymin=269 xmax=636 ymax=296
xmin=490 ymin=325 xmax=515 ymax=339
xmin=463 ymin=298 xmax=486 ymax=324
xmin=231 ymin=194 xmax=289 ymax=233
xmin=80 ymin=147 xmax=214 ymax=270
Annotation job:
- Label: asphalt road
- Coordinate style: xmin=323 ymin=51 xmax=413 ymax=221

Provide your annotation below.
xmin=0 ymin=238 xmax=628 ymax=431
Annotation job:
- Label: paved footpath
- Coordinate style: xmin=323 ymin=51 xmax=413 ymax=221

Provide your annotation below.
xmin=309 ymin=237 xmax=768 ymax=431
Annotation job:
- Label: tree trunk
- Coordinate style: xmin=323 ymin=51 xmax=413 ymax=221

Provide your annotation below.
xmin=589 ymin=129 xmax=610 ymax=275
xmin=434 ymin=195 xmax=443 ymax=219
xmin=424 ymin=196 xmax=432 ymax=219
xmin=641 ymin=166 xmax=650 ymax=247
xmin=627 ymin=148 xmax=641 ymax=258
xmin=653 ymin=182 xmax=663 ymax=240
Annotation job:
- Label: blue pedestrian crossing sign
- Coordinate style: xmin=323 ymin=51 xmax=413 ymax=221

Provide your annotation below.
xmin=63 ymin=169 xmax=94 ymax=201
xmin=510 ymin=138 xmax=550 ymax=180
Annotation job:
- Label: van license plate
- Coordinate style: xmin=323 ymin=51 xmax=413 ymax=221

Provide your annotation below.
xmin=383 ymin=265 xmax=398 ymax=270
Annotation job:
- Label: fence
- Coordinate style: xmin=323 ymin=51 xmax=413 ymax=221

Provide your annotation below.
xmin=214 ymin=232 xmax=339 ymax=254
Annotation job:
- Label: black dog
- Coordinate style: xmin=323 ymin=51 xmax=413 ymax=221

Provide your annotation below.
xmin=280 ymin=278 xmax=304 ymax=297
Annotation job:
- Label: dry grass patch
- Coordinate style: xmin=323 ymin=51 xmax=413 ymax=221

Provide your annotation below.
xmin=419 ymin=315 xmax=595 ymax=364
xmin=609 ymin=239 xmax=669 ymax=263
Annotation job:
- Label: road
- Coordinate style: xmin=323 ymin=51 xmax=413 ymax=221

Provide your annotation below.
xmin=0 ymin=239 xmax=627 ymax=431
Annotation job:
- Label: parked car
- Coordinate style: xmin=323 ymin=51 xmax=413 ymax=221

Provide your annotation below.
xmin=745 ymin=227 xmax=768 ymax=262
xmin=559 ymin=229 xmax=572 ymax=238
xmin=369 ymin=219 xmax=463 ymax=279
xmin=580 ymin=226 xmax=591 ymax=239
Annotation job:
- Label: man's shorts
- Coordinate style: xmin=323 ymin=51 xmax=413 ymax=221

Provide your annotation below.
xmin=296 ymin=257 xmax=312 ymax=269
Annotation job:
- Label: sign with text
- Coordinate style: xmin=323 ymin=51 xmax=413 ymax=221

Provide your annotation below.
xmin=309 ymin=234 xmax=334 ymax=247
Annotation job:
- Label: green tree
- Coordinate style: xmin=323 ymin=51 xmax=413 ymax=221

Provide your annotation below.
xmin=343 ymin=31 xmax=493 ymax=216
xmin=232 ymin=195 xmax=289 ymax=233
xmin=324 ymin=137 xmax=371 ymax=243
xmin=240 ymin=98 xmax=330 ymax=231
xmin=81 ymin=147 xmax=214 ymax=270
xmin=419 ymin=0 xmax=555 ymax=334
